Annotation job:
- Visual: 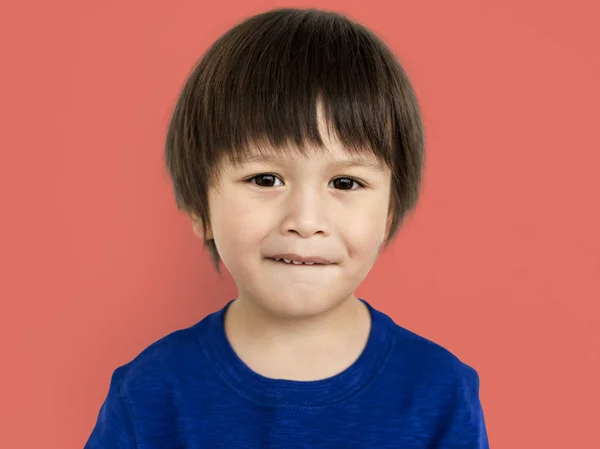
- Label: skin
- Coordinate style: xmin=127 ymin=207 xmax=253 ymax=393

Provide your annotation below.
xmin=190 ymin=107 xmax=394 ymax=381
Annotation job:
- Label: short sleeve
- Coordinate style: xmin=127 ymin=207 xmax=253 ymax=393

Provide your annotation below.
xmin=84 ymin=366 xmax=137 ymax=449
xmin=438 ymin=363 xmax=490 ymax=449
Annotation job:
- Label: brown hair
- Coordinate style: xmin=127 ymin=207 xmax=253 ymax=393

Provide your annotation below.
xmin=164 ymin=7 xmax=425 ymax=275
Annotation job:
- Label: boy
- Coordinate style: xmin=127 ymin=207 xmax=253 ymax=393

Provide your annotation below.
xmin=85 ymin=7 xmax=489 ymax=448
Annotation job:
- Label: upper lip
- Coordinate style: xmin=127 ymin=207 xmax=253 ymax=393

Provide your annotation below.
xmin=268 ymin=253 xmax=334 ymax=264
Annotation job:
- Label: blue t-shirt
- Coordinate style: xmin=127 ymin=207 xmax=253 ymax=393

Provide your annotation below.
xmin=84 ymin=299 xmax=489 ymax=448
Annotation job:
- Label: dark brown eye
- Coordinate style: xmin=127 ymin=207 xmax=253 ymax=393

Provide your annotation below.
xmin=331 ymin=177 xmax=362 ymax=190
xmin=248 ymin=174 xmax=363 ymax=190
xmin=249 ymin=174 xmax=281 ymax=187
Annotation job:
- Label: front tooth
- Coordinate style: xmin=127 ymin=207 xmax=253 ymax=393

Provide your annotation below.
xmin=283 ymin=258 xmax=292 ymax=263
xmin=292 ymin=260 xmax=303 ymax=265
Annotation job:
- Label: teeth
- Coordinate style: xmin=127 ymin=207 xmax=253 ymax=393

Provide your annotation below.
xmin=275 ymin=258 xmax=315 ymax=265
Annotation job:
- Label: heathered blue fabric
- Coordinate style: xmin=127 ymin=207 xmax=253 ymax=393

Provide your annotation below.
xmin=84 ymin=299 xmax=489 ymax=448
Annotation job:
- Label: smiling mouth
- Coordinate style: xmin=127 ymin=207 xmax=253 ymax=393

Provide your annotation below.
xmin=267 ymin=257 xmax=330 ymax=266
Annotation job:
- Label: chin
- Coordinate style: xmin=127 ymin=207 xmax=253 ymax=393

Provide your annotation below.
xmin=251 ymin=289 xmax=353 ymax=320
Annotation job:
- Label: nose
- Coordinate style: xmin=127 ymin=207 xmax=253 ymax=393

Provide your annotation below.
xmin=279 ymin=186 xmax=331 ymax=238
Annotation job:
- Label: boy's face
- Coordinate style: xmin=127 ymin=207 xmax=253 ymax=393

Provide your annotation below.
xmin=192 ymin=114 xmax=393 ymax=320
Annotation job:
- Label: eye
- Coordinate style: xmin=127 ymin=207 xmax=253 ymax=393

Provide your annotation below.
xmin=248 ymin=174 xmax=283 ymax=188
xmin=330 ymin=177 xmax=365 ymax=191
xmin=247 ymin=174 xmax=365 ymax=190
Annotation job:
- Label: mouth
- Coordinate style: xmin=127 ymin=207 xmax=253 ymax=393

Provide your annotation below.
xmin=266 ymin=257 xmax=333 ymax=266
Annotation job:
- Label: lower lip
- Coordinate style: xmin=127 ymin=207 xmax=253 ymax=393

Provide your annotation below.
xmin=266 ymin=258 xmax=331 ymax=267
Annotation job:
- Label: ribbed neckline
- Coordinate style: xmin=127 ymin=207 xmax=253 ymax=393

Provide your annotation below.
xmin=200 ymin=298 xmax=393 ymax=407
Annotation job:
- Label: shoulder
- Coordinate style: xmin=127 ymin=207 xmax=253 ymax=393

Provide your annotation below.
xmin=85 ymin=313 xmax=218 ymax=447
xmin=107 ymin=312 xmax=213 ymax=398
xmin=382 ymin=312 xmax=482 ymax=394
xmin=379 ymin=313 xmax=488 ymax=445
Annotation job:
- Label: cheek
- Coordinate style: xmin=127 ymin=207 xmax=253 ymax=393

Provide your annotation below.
xmin=342 ymin=205 xmax=389 ymax=258
xmin=345 ymin=226 xmax=386 ymax=259
xmin=213 ymin=197 xmax=267 ymax=247
xmin=211 ymin=202 xmax=260 ymax=275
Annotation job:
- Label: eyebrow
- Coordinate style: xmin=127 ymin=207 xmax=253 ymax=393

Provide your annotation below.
xmin=238 ymin=154 xmax=384 ymax=171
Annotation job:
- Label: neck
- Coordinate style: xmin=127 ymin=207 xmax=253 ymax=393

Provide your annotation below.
xmin=223 ymin=295 xmax=371 ymax=381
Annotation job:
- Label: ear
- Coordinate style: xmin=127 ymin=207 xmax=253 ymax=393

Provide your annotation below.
xmin=190 ymin=213 xmax=213 ymax=240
